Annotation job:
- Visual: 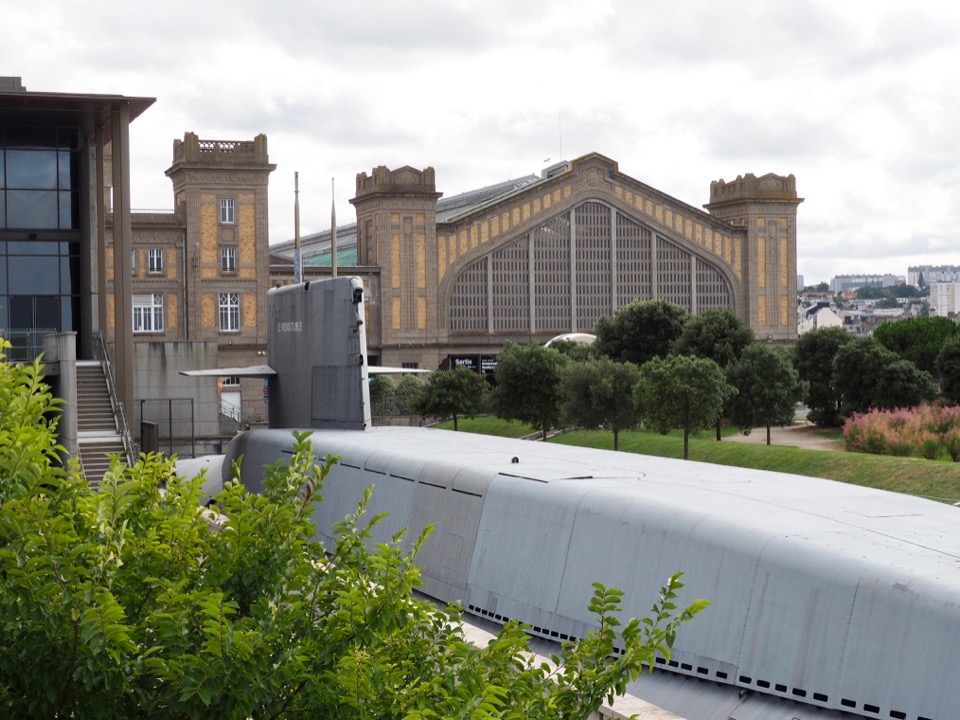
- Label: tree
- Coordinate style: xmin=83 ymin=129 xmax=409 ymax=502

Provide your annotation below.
xmin=726 ymin=344 xmax=804 ymax=445
xmin=559 ymin=357 xmax=641 ymax=450
xmin=0 ymin=341 xmax=707 ymax=718
xmin=593 ymin=299 xmax=689 ymax=366
xmin=832 ymin=337 xmax=935 ymax=415
xmin=672 ymin=307 xmax=754 ymax=440
xmin=793 ymin=326 xmax=853 ymax=426
xmin=633 ymin=355 xmax=734 ymax=460
xmin=936 ymin=335 xmax=960 ymax=404
xmin=411 ymin=365 xmax=487 ymax=430
xmin=369 ymin=374 xmax=397 ymax=416
xmin=394 ymin=372 xmax=426 ymax=415
xmin=873 ymin=316 xmax=960 ymax=375
xmin=492 ymin=342 xmax=569 ymax=440
xmin=548 ymin=338 xmax=596 ymax=363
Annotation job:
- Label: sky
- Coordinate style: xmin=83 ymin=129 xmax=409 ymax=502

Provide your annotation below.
xmin=4 ymin=0 xmax=960 ymax=285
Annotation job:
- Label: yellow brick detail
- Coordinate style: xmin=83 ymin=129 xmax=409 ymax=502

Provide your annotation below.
xmin=544 ymin=193 xmax=552 ymax=210
xmin=438 ymin=238 xmax=447 ymax=284
xmin=202 ymin=294 xmax=216 ymax=329
xmin=656 ymin=205 xmax=663 ymax=223
xmin=417 ymin=234 xmax=426 ymax=288
xmin=636 ymin=194 xmax=643 ymax=209
xmin=757 ymin=237 xmax=766 ymax=288
xmin=522 ymin=203 xmax=530 ymax=221
xmin=757 ymin=217 xmax=766 ymax=228
xmin=625 ymin=190 xmax=633 ymax=204
xmin=695 ymin=225 xmax=703 ymax=245
xmin=239 ymin=192 xmax=254 ymax=201
xmin=675 ymin=214 xmax=683 ymax=233
xmin=563 ymin=184 xmax=571 ymax=198
xmin=779 ymin=217 xmax=787 ymax=228
xmin=391 ymin=213 xmax=400 ymax=223
xmin=106 ymin=247 xmax=115 ymax=281
xmin=167 ymin=293 xmax=178 ymax=329
xmin=758 ymin=296 xmax=767 ymax=326
xmin=239 ymin=203 xmax=256 ymax=250
xmin=481 ymin=221 xmax=489 ymax=243
xmin=391 ymin=235 xmax=401 ymax=289
xmin=685 ymin=219 xmax=693 ymax=239
xmin=553 ymin=189 xmax=561 ymax=203
xmin=780 ymin=295 xmax=789 ymax=326
xmin=201 ymin=267 xmax=219 ymax=280
xmin=725 ymin=236 xmax=732 ymax=263
xmin=665 ymin=209 xmax=673 ymax=227
xmin=239 ymin=237 xmax=256 ymax=265
xmin=417 ymin=296 xmax=426 ymax=330
xmin=470 ymin=226 xmax=478 ymax=249
xmin=735 ymin=238 xmax=742 ymax=279
xmin=512 ymin=207 xmax=520 ymax=226
xmin=167 ymin=247 xmax=177 ymax=279
xmin=391 ymin=298 xmax=401 ymax=330
xmin=416 ymin=213 xmax=425 ymax=224
xmin=492 ymin=215 xmax=501 ymax=237
xmin=534 ymin=197 xmax=541 ymax=214
xmin=615 ymin=186 xmax=623 ymax=199
xmin=459 ymin=230 xmax=468 ymax=255
xmin=780 ymin=237 xmax=788 ymax=288
xmin=645 ymin=199 xmax=653 ymax=215
xmin=243 ymin=292 xmax=257 ymax=328
xmin=448 ymin=235 xmax=457 ymax=263
xmin=239 ymin=266 xmax=257 ymax=279
xmin=201 ymin=206 xmax=218 ymax=264
xmin=107 ymin=294 xmax=115 ymax=329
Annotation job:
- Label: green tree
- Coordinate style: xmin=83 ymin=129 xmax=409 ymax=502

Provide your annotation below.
xmin=559 ymin=357 xmax=640 ymax=450
xmin=633 ymin=355 xmax=734 ymax=460
xmin=936 ymin=335 xmax=960 ymax=404
xmin=873 ymin=316 xmax=960 ymax=375
xmin=832 ymin=337 xmax=935 ymax=415
xmin=394 ymin=372 xmax=426 ymax=415
xmin=548 ymin=338 xmax=596 ymax=363
xmin=793 ymin=326 xmax=853 ymax=426
xmin=594 ymin=299 xmax=689 ymax=366
xmin=0 ymin=341 xmax=708 ymax=718
xmin=492 ymin=342 xmax=569 ymax=440
xmin=672 ymin=307 xmax=754 ymax=440
xmin=726 ymin=344 xmax=804 ymax=445
xmin=369 ymin=374 xmax=397 ymax=416
xmin=411 ymin=365 xmax=487 ymax=430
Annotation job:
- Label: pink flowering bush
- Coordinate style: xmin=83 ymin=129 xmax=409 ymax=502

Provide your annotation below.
xmin=843 ymin=403 xmax=960 ymax=461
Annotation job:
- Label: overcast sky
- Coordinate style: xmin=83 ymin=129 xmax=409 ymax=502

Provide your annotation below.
xmin=5 ymin=0 xmax=960 ymax=284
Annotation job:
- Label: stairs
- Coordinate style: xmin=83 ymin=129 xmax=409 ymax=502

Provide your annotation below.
xmin=76 ymin=361 xmax=127 ymax=487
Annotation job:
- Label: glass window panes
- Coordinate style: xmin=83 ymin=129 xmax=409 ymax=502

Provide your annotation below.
xmin=6 ymin=149 xmax=57 ymax=189
xmin=219 ymin=292 xmax=240 ymax=331
xmin=6 ymin=190 xmax=58 ymax=228
xmin=220 ymin=198 xmax=235 ymax=224
xmin=221 ymin=246 xmax=236 ymax=272
xmin=133 ymin=293 xmax=164 ymax=333
xmin=148 ymin=248 xmax=163 ymax=273
xmin=9 ymin=256 xmax=59 ymax=294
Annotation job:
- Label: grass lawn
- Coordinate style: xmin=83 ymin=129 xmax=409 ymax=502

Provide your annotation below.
xmin=549 ymin=428 xmax=960 ymax=503
xmin=432 ymin=416 xmax=536 ymax=438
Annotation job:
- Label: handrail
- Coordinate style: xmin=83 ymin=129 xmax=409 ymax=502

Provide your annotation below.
xmin=92 ymin=331 xmax=136 ymax=466
xmin=220 ymin=398 xmax=243 ymax=423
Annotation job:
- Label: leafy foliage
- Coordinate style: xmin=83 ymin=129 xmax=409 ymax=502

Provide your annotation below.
xmin=672 ymin=307 xmax=754 ymax=368
xmin=410 ymin=365 xmax=487 ymax=430
xmin=394 ymin=373 xmax=427 ymax=415
xmin=594 ymin=299 xmax=689 ymax=366
xmin=832 ymin=337 xmax=935 ymax=415
xmin=492 ymin=342 xmax=569 ymax=440
xmin=634 ymin=355 xmax=734 ymax=460
xmin=844 ymin=404 xmax=960 ymax=461
xmin=370 ymin=374 xmax=398 ymax=416
xmin=793 ymin=326 xmax=853 ymax=426
xmin=726 ymin=344 xmax=804 ymax=443
xmin=0 ymin=339 xmax=707 ymax=717
xmin=559 ymin=357 xmax=640 ymax=450
xmin=873 ymin=316 xmax=960 ymax=375
xmin=936 ymin=335 xmax=960 ymax=404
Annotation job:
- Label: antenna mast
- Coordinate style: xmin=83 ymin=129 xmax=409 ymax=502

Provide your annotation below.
xmin=293 ymin=172 xmax=302 ymax=284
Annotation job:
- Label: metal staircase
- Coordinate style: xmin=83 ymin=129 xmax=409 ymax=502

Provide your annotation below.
xmin=76 ymin=360 xmax=129 ymax=487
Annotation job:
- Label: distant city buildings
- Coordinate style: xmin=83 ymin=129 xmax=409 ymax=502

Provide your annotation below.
xmin=929 ymin=282 xmax=960 ymax=317
xmin=908 ymin=264 xmax=960 ymax=287
xmin=829 ymin=273 xmax=900 ymax=293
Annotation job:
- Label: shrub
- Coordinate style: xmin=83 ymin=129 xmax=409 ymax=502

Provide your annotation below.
xmin=843 ymin=403 xmax=960 ymax=461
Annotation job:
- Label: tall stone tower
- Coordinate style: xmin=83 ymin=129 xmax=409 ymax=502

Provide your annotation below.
xmin=164 ymin=133 xmax=276 ymax=356
xmin=350 ymin=166 xmax=443 ymax=367
xmin=704 ymin=174 xmax=803 ymax=342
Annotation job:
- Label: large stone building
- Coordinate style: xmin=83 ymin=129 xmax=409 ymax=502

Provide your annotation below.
xmin=273 ymin=154 xmax=802 ymax=369
xmin=104 ymin=132 xmax=276 ymax=450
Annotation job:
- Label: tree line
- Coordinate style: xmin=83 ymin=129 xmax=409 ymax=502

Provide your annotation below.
xmin=402 ymin=300 xmax=960 ymax=455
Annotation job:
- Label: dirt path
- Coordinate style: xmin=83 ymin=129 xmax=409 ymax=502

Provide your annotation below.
xmin=724 ymin=422 xmax=844 ymax=451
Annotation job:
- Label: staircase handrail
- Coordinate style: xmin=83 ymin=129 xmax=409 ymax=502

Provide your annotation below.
xmin=220 ymin=398 xmax=243 ymax=423
xmin=92 ymin=331 xmax=136 ymax=466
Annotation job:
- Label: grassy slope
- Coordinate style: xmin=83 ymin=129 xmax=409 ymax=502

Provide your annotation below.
xmin=549 ymin=428 xmax=960 ymax=502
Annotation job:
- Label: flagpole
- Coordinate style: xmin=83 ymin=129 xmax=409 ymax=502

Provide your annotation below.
xmin=331 ymin=177 xmax=338 ymax=279
xmin=293 ymin=171 xmax=302 ymax=284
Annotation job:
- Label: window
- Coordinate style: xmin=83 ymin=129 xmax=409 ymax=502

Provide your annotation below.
xmin=219 ymin=292 xmax=240 ymax=332
xmin=133 ymin=294 xmax=164 ymax=333
xmin=220 ymin=246 xmax=237 ymax=272
xmin=220 ymin=198 xmax=235 ymax=224
xmin=148 ymin=247 xmax=164 ymax=273
xmin=221 ymin=376 xmax=241 ymax=387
